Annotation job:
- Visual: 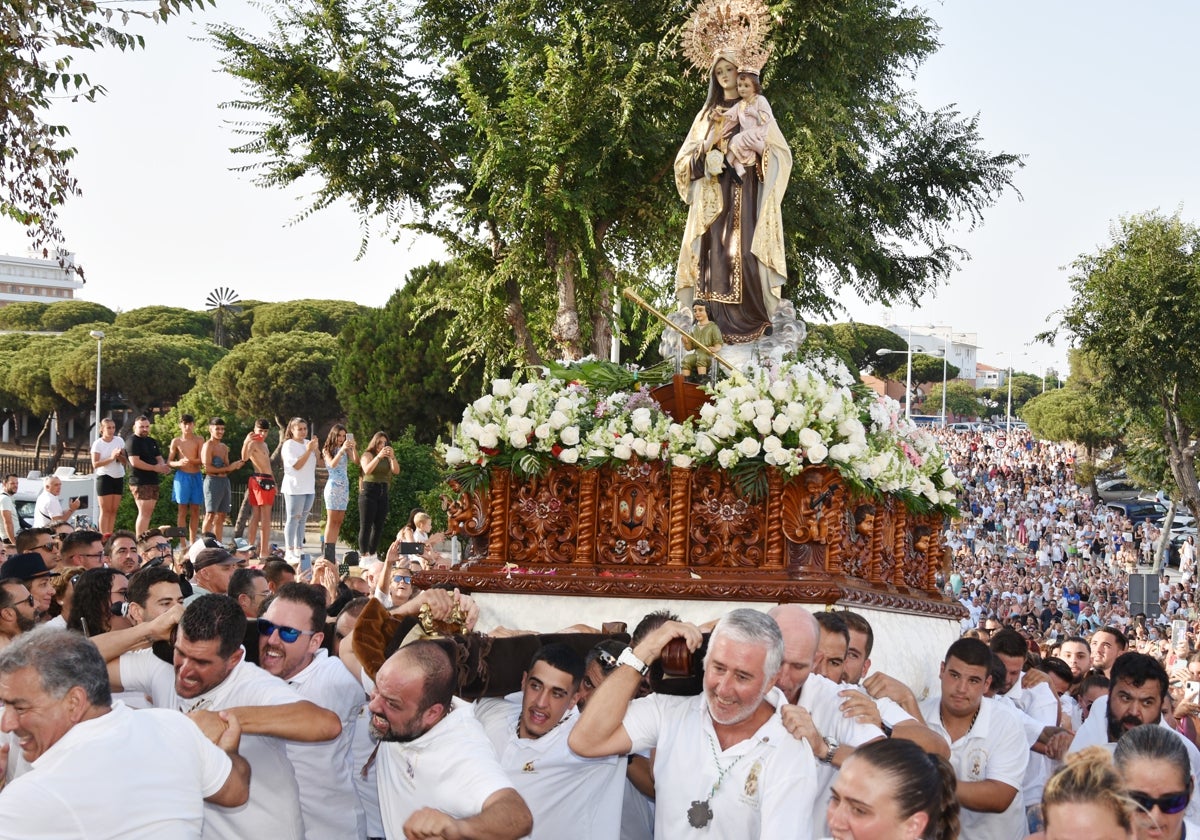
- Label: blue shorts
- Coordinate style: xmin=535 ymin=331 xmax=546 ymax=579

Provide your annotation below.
xmin=173 ymin=471 xmax=203 ymax=505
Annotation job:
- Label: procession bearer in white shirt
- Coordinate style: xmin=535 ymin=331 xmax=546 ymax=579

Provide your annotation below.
xmin=0 ymin=628 xmax=250 ymax=839
xmin=475 ymin=643 xmax=625 ymax=840
xmin=570 ymin=609 xmax=818 ymax=840
xmin=368 ymin=639 xmax=533 ymax=840
xmin=258 ymin=583 xmax=366 ymax=840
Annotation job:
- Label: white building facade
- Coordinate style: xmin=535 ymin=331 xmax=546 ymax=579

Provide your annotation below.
xmin=0 ymin=252 xmax=84 ymax=306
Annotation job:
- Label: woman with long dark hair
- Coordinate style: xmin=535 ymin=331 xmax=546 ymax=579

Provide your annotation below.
xmin=357 ymin=431 xmax=398 ymax=559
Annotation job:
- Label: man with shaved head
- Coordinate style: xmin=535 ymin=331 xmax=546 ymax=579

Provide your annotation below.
xmin=769 ymin=604 xmax=885 ymax=838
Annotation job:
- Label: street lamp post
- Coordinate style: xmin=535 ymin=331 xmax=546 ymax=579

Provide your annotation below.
xmin=89 ymin=330 xmax=105 ymax=430
xmin=1006 ymin=363 xmax=1013 ymax=433
xmin=875 ymin=324 xmax=914 ymax=419
xmin=939 ymin=330 xmax=950 ymax=427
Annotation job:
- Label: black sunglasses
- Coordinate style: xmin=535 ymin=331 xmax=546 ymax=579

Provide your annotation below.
xmin=1128 ymin=790 xmax=1190 ymax=815
xmin=256 ymin=618 xmax=316 ymax=644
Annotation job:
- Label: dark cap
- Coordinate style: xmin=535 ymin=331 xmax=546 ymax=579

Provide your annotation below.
xmin=193 ymin=548 xmax=237 ymax=571
xmin=0 ymin=552 xmax=54 ymax=582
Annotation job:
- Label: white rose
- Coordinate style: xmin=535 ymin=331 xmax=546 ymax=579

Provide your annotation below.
xmin=696 ymin=434 xmax=717 ymax=455
xmin=491 ymin=379 xmax=512 ymax=397
xmin=554 ymin=397 xmax=573 ymax=413
xmin=444 ymin=446 xmax=466 ymax=466
xmin=613 ymin=443 xmax=633 ymax=460
xmin=753 ymin=415 xmax=773 ymax=435
xmin=473 ymin=394 xmax=494 ymax=414
xmin=806 ymin=442 xmax=828 ymax=464
xmin=772 ymin=414 xmax=791 ymax=435
xmin=754 ymin=399 xmax=774 ymax=418
xmin=558 ymin=447 xmax=579 ymax=464
xmin=939 ymin=489 xmax=955 ymax=504
xmin=717 ymin=448 xmax=737 ymax=469
xmin=587 ymin=448 xmax=606 ymax=459
xmin=768 ymin=380 xmax=790 ymax=401
xmin=738 ymin=437 xmax=762 ymax=458
xmin=632 ymin=438 xmax=649 ymax=457
xmin=699 ymin=403 xmax=717 ymax=421
xmin=672 ymin=453 xmax=695 ymax=468
xmin=737 ymin=402 xmax=757 ymax=422
xmin=517 ymin=383 xmax=538 ymax=400
xmin=560 ymin=426 xmax=580 ymax=445
xmin=534 ymin=423 xmax=552 ymax=440
xmin=478 ymin=425 xmax=500 ymax=448
xmin=797 ymin=427 xmax=822 ymax=449
xmin=712 ymin=418 xmax=738 ymax=439
xmin=548 ymin=410 xmax=569 ymax=429
xmin=763 ymin=435 xmax=783 ymax=453
xmin=508 ymin=431 xmax=529 ymax=448
xmin=508 ymin=396 xmax=529 ymax=417
xmin=631 ymin=407 xmax=652 ymax=433
xmin=828 ymin=443 xmax=851 ymax=463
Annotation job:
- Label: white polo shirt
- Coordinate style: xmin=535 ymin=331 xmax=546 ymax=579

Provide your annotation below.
xmin=475 ymin=694 xmax=624 ymax=840
xmin=921 ymin=695 xmax=1028 ymax=840
xmin=119 ymin=650 xmax=305 ymax=840
xmin=623 ymin=688 xmax=818 ymax=840
xmin=798 ymin=675 xmax=886 ymax=838
xmin=285 ymin=649 xmax=368 ymax=840
xmin=377 ymin=698 xmax=514 ymax=838
xmin=1002 ymin=677 xmax=1058 ymax=807
xmin=0 ymin=702 xmax=230 ymax=840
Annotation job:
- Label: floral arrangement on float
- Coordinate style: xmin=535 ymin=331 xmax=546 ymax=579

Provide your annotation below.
xmin=441 ymin=356 xmax=960 ymax=516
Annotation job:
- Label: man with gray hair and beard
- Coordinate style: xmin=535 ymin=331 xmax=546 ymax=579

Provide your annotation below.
xmin=570 ymin=608 xmax=818 ymax=840
xmin=368 ymin=639 xmax=533 ymax=840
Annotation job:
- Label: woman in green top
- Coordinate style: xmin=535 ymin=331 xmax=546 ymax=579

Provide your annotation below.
xmin=357 ymin=431 xmax=399 ymax=559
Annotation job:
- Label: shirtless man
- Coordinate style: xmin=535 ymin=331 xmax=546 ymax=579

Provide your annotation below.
xmin=241 ymin=419 xmax=276 ymax=559
xmin=168 ymin=414 xmax=205 ymax=542
xmin=202 ymin=418 xmax=246 ymax=540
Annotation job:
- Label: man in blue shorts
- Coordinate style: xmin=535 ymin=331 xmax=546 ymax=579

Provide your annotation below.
xmin=169 ymin=414 xmax=205 ymax=542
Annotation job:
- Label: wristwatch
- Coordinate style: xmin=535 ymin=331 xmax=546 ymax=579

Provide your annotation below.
xmin=820 ymin=735 xmax=840 ymax=765
xmin=617 ymin=646 xmax=650 ymax=676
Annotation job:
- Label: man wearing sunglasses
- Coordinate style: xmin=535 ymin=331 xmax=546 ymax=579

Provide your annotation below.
xmin=0 ymin=579 xmax=37 ymax=648
xmin=18 ymin=527 xmax=62 ymax=570
xmin=59 ymin=529 xmax=103 ymax=570
xmin=258 ymin=583 xmax=366 ymax=839
xmin=1067 ymin=652 xmax=1200 ymax=823
xmin=0 ymin=552 xmax=55 ymax=620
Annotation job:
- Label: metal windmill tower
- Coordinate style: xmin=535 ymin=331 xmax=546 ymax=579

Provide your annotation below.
xmin=206 ymin=287 xmax=242 ymax=348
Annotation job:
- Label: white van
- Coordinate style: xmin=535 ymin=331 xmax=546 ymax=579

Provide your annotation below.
xmin=13 ymin=468 xmax=100 ymax=530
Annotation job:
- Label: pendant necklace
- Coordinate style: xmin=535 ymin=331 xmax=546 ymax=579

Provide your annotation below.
xmin=689 ymin=733 xmax=750 ymax=828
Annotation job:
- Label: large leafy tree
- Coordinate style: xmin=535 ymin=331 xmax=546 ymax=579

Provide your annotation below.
xmin=39 ymin=300 xmax=115 ymax=331
xmin=334 ymin=262 xmax=485 ymax=443
xmin=207 ymin=331 xmax=342 ymax=433
xmin=1052 ymin=211 xmax=1200 ymax=519
xmin=114 ymin=306 xmax=214 ymax=338
xmin=211 ymin=0 xmax=1019 ymax=369
xmin=2 ymin=1 xmax=213 ymax=259
xmin=829 ymin=322 xmax=907 ymax=377
xmin=250 ymin=299 xmax=368 ymax=337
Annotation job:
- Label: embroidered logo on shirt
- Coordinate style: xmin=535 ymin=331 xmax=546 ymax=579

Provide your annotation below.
xmin=523 ymin=761 xmax=536 ymax=773
xmin=744 ymin=760 xmax=762 ymax=797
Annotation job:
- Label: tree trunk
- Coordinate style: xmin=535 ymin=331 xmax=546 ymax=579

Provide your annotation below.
xmin=549 ymin=243 xmax=582 ymax=360
xmin=1161 ymin=392 xmax=1200 ymax=523
xmin=32 ymin=413 xmax=51 ymax=467
xmin=489 ymin=220 xmax=539 ymax=366
xmin=590 ymin=264 xmax=615 ymax=360
xmin=1153 ymin=500 xmax=1175 ymax=574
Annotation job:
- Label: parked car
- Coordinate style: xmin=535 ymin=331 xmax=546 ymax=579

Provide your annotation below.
xmin=1097 ymin=478 xmax=1144 ymax=501
xmin=1105 ymin=499 xmax=1167 ymax=524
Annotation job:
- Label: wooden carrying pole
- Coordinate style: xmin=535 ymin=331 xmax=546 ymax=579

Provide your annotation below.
xmin=622 ymin=287 xmax=736 ymax=372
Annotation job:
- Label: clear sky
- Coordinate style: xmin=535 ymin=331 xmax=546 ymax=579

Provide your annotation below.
xmin=4 ymin=2 xmax=1198 ymax=378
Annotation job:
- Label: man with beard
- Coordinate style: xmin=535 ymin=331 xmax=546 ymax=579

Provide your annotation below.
xmin=570 ymin=609 xmax=818 ymax=840
xmin=127 ymin=415 xmax=172 ymax=536
xmin=368 ymin=640 xmax=532 ymax=840
xmin=475 ymin=643 xmax=625 ymax=840
xmin=1090 ymin=625 xmax=1128 ymax=679
xmin=0 ymin=579 xmax=37 ymax=649
xmin=1067 ymin=651 xmax=1200 ymax=821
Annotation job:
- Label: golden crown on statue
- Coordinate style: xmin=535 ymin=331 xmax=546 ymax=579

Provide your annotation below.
xmin=680 ymin=0 xmax=774 ymax=75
